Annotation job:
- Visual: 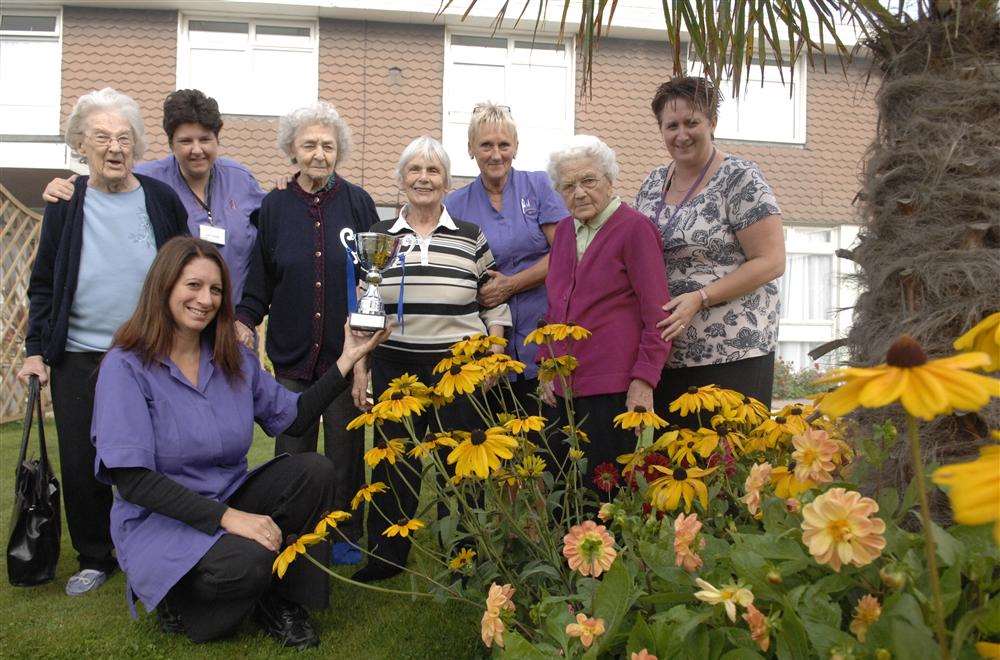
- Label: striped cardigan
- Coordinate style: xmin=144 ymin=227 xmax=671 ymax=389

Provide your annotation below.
xmin=370 ymin=206 xmax=512 ymax=363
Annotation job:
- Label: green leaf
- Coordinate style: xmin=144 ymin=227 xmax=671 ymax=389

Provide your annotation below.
xmin=929 ymin=522 xmax=963 ymax=567
xmin=774 ymin=607 xmax=811 ymax=660
xmin=940 ymin=563 xmax=962 ymax=618
xmin=592 ymin=559 xmax=637 ymax=656
xmin=720 ymin=649 xmax=767 ymax=660
xmin=951 ymin=605 xmax=989 ymax=659
xmin=876 ymin=487 xmax=899 ymax=520
xmin=890 ymin=620 xmax=940 ymax=660
xmin=499 ymin=631 xmax=554 ymax=660
xmin=537 ymin=598 xmax=573 ymax=651
xmin=978 ymin=595 xmax=1000 ymax=636
xmin=626 ymin=615 xmax=658 ymax=655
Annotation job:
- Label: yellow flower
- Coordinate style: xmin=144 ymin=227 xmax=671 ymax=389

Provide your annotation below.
xmin=565 ymin=612 xmax=606 ymax=649
xmin=272 ymin=533 xmax=325 ymax=578
xmin=562 ymin=520 xmax=618 ymax=577
xmin=371 ymin=391 xmax=427 ymax=419
xmin=770 ymin=465 xmax=814 ymax=499
xmin=613 ymin=406 xmax=668 ymax=431
xmin=816 ymin=335 xmax=999 ymax=421
xmin=313 ymin=510 xmax=351 ymax=535
xmin=562 ymin=424 xmax=590 ymax=443
xmin=752 ymin=415 xmax=800 ymax=448
xmin=713 ymin=387 xmax=745 ymax=413
xmin=669 ymin=385 xmax=721 ymax=417
xmin=742 ymin=603 xmax=770 ymax=652
xmin=433 ymin=354 xmax=469 ymax=374
xmin=666 ymin=428 xmax=718 ymax=466
xmin=849 ymin=594 xmax=882 ymax=643
xmin=776 ymin=404 xmax=812 ymax=435
xmin=801 ymin=487 xmax=886 ymax=572
xmin=408 ymin=440 xmax=437 ymax=459
xmin=478 ymin=353 xmax=526 ymax=378
xmin=648 ymin=464 xmax=717 ymax=512
xmin=569 ymin=448 xmax=585 ymax=461
xmin=378 ymin=373 xmax=430 ymax=399
xmin=552 ymin=322 xmax=592 ymax=341
xmin=977 ymin=642 xmax=1000 ymax=659
xmin=791 ymin=428 xmax=839 ymax=484
xmin=515 ymin=455 xmax=547 ymax=478
xmin=364 ymin=438 xmax=405 ymax=468
xmin=504 ymin=415 xmax=546 ymax=434
xmin=617 ymin=448 xmax=649 ymax=475
xmin=954 ymin=312 xmax=1000 ymax=371
xmin=452 ymin=332 xmax=506 ymax=357
xmin=383 ymin=517 xmax=425 ymax=538
xmin=346 ymin=410 xmax=391 ymax=431
xmin=524 ymin=323 xmax=556 ymax=345
xmin=350 ymin=482 xmax=388 ymax=510
xmin=447 ymin=427 xmax=518 ymax=479
xmin=537 ymin=355 xmax=578 ymax=383
xmin=650 ymin=426 xmax=681 ymax=452
xmin=694 ymin=578 xmax=754 ymax=622
xmin=933 ymin=445 xmax=1000 ymax=543
xmin=427 ymin=388 xmax=455 ymax=408
xmin=435 ymin=362 xmax=485 ymax=397
xmin=407 ymin=432 xmax=457 ymax=459
xmin=723 ymin=395 xmax=770 ymax=426
xmin=448 ymin=548 xmax=477 ymax=571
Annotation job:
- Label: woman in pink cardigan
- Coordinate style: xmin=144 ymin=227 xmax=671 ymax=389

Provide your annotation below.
xmin=540 ymin=135 xmax=672 ymax=489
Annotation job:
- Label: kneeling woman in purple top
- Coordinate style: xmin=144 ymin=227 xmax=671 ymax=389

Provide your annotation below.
xmin=91 ymin=237 xmax=387 ymax=649
xmin=541 ymin=135 xmax=672 ymax=490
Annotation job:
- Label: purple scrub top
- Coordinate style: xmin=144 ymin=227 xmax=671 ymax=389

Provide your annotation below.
xmin=135 ymin=155 xmax=266 ymax=303
xmin=91 ymin=342 xmax=298 ymax=615
xmin=445 ymin=168 xmax=568 ymax=378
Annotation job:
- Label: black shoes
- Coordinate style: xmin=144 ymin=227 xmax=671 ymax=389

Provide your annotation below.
xmin=255 ymin=594 xmax=320 ymax=650
xmin=351 ymin=560 xmax=404 ymax=583
xmin=156 ymin=598 xmax=185 ymax=635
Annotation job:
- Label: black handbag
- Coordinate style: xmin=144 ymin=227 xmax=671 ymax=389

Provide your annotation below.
xmin=6 ymin=375 xmax=61 ymax=586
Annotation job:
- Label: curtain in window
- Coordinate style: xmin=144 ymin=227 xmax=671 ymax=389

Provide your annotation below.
xmin=779 ymin=254 xmax=833 ymax=322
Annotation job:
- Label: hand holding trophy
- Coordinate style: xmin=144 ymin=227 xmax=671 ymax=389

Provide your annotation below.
xmin=340 ymin=228 xmax=414 ymax=332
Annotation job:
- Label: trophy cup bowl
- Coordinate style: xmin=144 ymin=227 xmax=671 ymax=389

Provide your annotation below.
xmin=341 ymin=229 xmax=408 ymax=331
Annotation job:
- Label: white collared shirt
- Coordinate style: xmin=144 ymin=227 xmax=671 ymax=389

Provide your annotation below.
xmin=387 ymin=205 xmax=458 ymax=265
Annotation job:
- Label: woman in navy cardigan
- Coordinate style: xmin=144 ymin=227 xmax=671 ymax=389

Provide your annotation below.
xmin=18 ymin=87 xmax=188 ymax=596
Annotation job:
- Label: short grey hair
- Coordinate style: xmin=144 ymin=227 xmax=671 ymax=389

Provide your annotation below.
xmin=65 ymin=87 xmax=147 ymax=158
xmin=395 ymin=136 xmax=451 ymax=189
xmin=547 ymin=134 xmax=620 ymax=186
xmin=277 ymin=101 xmax=351 ymax=165
xmin=467 ymin=101 xmax=518 ymax=149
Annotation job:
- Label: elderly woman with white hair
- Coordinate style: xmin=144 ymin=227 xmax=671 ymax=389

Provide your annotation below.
xmin=540 ymin=135 xmax=671 ymax=490
xmin=351 ymin=135 xmax=512 ymax=583
xmin=235 ymin=101 xmax=378 ymax=563
xmin=17 ymin=87 xmax=188 ymax=595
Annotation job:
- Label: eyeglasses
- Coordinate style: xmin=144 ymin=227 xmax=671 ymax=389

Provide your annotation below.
xmin=557 ymin=176 xmax=603 ymax=194
xmin=472 ymin=103 xmax=512 ymax=115
xmin=88 ymin=133 xmax=133 ymax=148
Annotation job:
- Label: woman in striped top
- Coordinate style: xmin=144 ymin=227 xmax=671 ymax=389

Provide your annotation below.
xmin=351 ymin=136 xmax=511 ymax=582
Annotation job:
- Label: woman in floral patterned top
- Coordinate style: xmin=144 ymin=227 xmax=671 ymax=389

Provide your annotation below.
xmin=634 ymin=76 xmax=786 ymax=422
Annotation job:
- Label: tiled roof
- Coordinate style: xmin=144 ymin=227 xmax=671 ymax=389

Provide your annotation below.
xmin=576 ymin=37 xmax=878 ymax=226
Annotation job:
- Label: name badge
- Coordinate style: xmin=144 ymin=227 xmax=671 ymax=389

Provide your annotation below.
xmin=199 ymin=224 xmax=226 ymax=245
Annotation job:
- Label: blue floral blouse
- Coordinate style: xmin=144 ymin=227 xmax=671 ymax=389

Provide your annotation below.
xmin=634 ymin=155 xmax=782 ymax=368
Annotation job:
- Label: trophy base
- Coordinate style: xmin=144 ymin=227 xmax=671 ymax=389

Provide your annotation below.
xmin=349 ymin=312 xmax=387 ymax=332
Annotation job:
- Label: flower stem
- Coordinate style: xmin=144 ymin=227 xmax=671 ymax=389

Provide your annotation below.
xmin=906 ymin=415 xmax=949 ymax=659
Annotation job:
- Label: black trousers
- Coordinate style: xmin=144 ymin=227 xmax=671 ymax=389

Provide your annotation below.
xmin=545 ymin=390 xmax=637 ymax=492
xmin=166 ymin=453 xmax=335 ymax=643
xmin=655 ymin=352 xmax=776 ymax=429
xmin=364 ymin=357 xmax=481 ymax=569
xmin=276 ymin=375 xmax=364 ymax=542
xmin=49 ymin=351 xmax=117 ymax=573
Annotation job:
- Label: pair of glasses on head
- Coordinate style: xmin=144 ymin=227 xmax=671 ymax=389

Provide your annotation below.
xmin=557 ymin=176 xmax=602 ymax=194
xmin=88 ymin=133 xmax=133 ymax=148
xmin=472 ymin=103 xmax=512 ymax=115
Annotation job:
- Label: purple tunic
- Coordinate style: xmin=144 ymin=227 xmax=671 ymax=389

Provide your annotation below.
xmin=91 ymin=342 xmax=298 ymax=614
xmin=135 ymin=156 xmax=266 ymax=303
xmin=445 ymin=169 xmax=568 ymax=378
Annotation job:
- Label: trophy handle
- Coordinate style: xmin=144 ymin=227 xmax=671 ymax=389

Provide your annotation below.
xmin=400 ymin=234 xmax=418 ymax=258
xmin=340 ymin=227 xmax=359 ymax=265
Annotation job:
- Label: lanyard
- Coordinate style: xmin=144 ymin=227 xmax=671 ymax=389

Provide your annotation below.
xmin=652 ymin=147 xmax=717 ymax=236
xmin=179 ymin=162 xmax=215 ymax=224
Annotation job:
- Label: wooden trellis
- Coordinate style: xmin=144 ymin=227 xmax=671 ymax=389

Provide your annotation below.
xmin=1 ymin=184 xmax=43 ymax=422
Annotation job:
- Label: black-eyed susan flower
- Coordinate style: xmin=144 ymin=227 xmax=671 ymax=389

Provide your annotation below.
xmin=364 ymin=438 xmax=405 ymax=468
xmin=552 ymin=322 xmax=592 ymax=341
xmin=524 ymin=322 xmax=555 ymax=346
xmin=504 ymin=415 xmax=546 ymax=435
xmin=728 ymin=395 xmax=772 ymax=426
xmin=776 ymin=404 xmax=811 ymax=435
xmin=932 ymin=444 xmax=1000 ymax=543
xmin=478 ymin=353 xmax=526 ymax=379
xmin=515 ymin=455 xmax=546 ymax=478
xmin=347 ymin=410 xmax=390 ymax=431
xmin=436 ymin=362 xmax=485 ymax=397
xmin=650 ymin=426 xmax=681 ymax=452
xmin=816 ymin=335 xmax=1000 ymax=421
xmin=448 ymin=548 xmax=477 ymax=571
xmin=537 ymin=355 xmax=578 ymax=383
xmin=351 ymin=482 xmax=388 ymax=510
xmin=770 ymin=464 xmax=814 ymax=499
xmin=648 ymin=464 xmax=717 ymax=512
xmin=569 ymin=448 xmax=585 ymax=461
xmin=954 ymin=311 xmax=1000 ymax=371
xmin=616 ymin=447 xmax=649 ymax=476
xmin=428 ymin=388 xmax=455 ymax=408
xmin=613 ymin=406 xmax=668 ymax=431
xmin=408 ymin=439 xmax=437 ymax=459
xmin=669 ymin=385 xmax=721 ymax=417
xmin=433 ymin=354 xmax=470 ymax=374
xmin=314 ymin=510 xmax=351 ymax=535
xmin=561 ymin=424 xmax=589 ymax=443
xmin=666 ymin=428 xmax=718 ymax=466
xmin=715 ymin=424 xmax=748 ymax=456
xmin=371 ymin=391 xmax=428 ymax=419
xmin=447 ymin=427 xmax=518 ymax=479
xmin=272 ymin=533 xmax=325 ymax=578
xmin=383 ymin=518 xmax=425 ymax=538
xmin=379 ymin=373 xmax=431 ymax=399
xmin=452 ymin=333 xmax=507 ymax=358
xmin=752 ymin=415 xmax=799 ymax=448
xmin=713 ymin=387 xmax=745 ymax=413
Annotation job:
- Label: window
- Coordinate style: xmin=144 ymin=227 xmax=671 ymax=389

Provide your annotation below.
xmin=690 ymin=55 xmax=806 ymax=144
xmin=0 ymin=9 xmax=61 ymax=135
xmin=442 ymin=32 xmax=575 ymax=177
xmin=777 ymin=226 xmax=838 ymax=370
xmin=177 ymin=16 xmax=317 ymax=116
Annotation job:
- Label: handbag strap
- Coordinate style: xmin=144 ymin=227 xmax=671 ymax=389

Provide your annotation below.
xmin=16 ymin=376 xmax=48 ymax=469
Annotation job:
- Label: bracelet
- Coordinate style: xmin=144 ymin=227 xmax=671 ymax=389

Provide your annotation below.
xmin=698 ymin=288 xmax=710 ymax=308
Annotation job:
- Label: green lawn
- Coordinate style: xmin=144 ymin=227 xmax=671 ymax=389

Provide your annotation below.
xmin=0 ymin=419 xmax=481 ymax=658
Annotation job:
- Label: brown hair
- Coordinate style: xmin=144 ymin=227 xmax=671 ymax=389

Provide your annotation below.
xmin=113 ymin=236 xmax=244 ymax=380
xmin=162 ymin=89 xmax=223 ymax=145
xmin=651 ymin=76 xmax=723 ymax=126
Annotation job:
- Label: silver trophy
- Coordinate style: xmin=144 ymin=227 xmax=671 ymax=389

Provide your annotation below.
xmin=340 ymin=228 xmax=414 ymax=331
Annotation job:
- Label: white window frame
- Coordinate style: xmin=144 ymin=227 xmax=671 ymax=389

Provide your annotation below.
xmin=689 ymin=54 xmax=807 ymax=145
xmin=175 ymin=13 xmax=319 ymax=117
xmin=0 ymin=6 xmax=62 ymax=137
xmin=442 ymin=28 xmax=576 ymax=178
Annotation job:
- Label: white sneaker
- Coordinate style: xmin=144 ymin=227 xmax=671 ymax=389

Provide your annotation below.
xmin=65 ymin=569 xmax=109 ymax=596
